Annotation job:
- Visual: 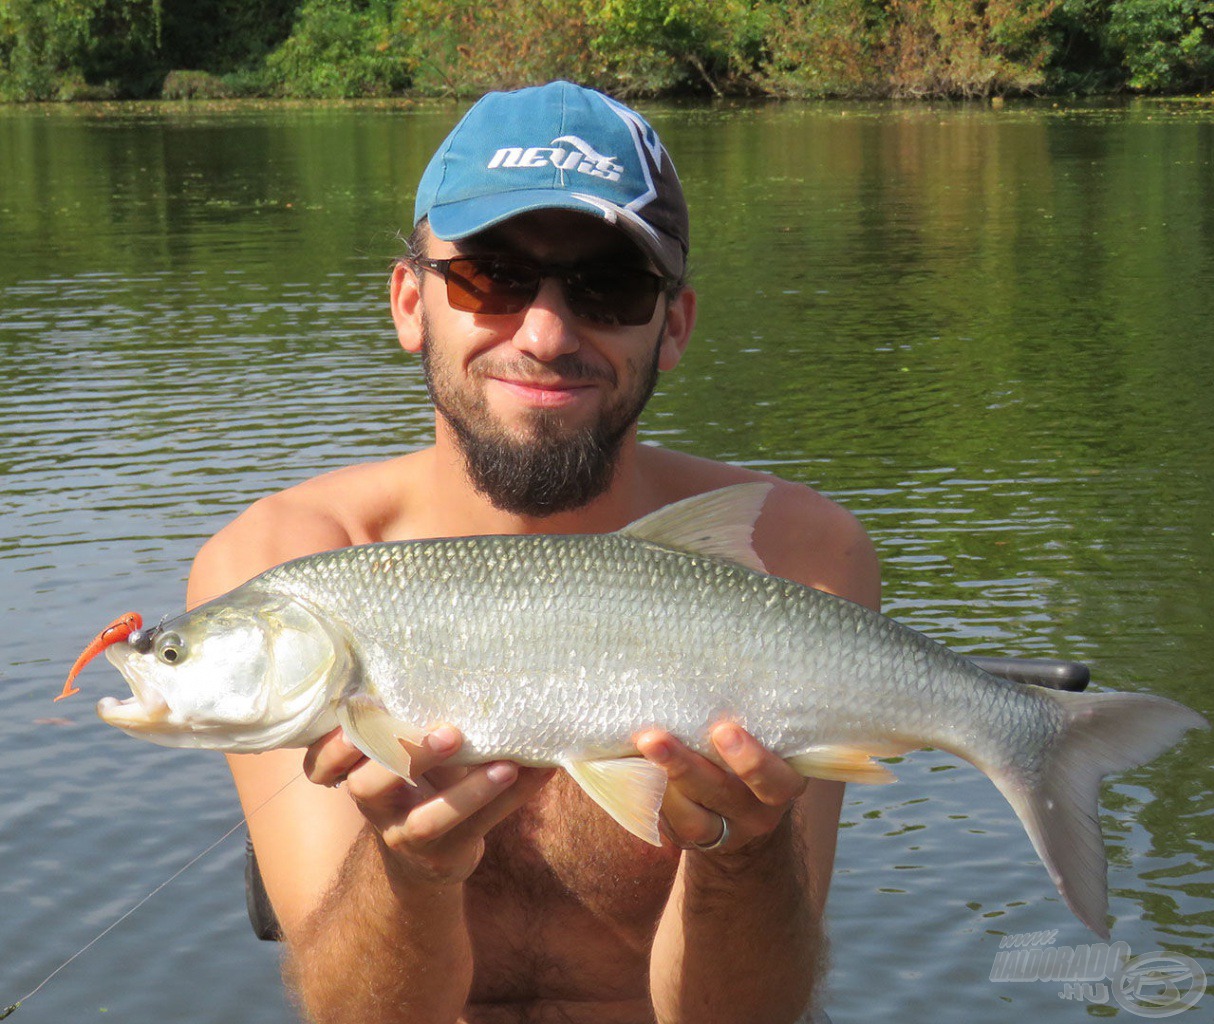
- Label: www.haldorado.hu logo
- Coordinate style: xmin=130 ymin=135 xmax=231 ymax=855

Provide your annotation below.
xmin=989 ymin=930 xmax=1206 ymax=1017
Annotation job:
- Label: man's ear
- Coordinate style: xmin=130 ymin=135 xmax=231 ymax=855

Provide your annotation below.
xmin=390 ymin=261 xmax=424 ymax=353
xmin=658 ymin=286 xmax=696 ymax=372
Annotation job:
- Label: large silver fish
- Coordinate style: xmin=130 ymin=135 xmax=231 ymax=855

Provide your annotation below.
xmin=84 ymin=484 xmax=1206 ymax=936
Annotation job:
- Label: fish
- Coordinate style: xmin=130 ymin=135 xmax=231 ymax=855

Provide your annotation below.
xmin=71 ymin=483 xmax=1206 ymax=937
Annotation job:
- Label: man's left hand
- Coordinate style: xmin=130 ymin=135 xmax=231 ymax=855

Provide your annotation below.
xmin=634 ymin=724 xmax=807 ymax=855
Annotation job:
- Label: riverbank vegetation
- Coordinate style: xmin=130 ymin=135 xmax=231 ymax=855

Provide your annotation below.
xmin=2 ymin=0 xmax=1212 ymax=102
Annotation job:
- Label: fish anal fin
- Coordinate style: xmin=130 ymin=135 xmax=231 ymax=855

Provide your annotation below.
xmin=618 ymin=482 xmax=772 ymax=574
xmin=563 ymin=757 xmax=668 ymax=847
xmin=786 ymin=744 xmax=908 ymax=784
xmin=336 ymin=695 xmax=427 ymax=783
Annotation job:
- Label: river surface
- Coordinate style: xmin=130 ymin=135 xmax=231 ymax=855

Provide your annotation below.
xmin=1 ymin=98 xmax=1211 ymax=1022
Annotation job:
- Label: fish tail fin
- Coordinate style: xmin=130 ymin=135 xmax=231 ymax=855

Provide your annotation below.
xmin=989 ymin=690 xmax=1207 ymax=938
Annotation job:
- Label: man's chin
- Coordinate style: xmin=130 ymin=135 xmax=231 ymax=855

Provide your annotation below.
xmin=458 ymin=420 xmax=626 ymax=517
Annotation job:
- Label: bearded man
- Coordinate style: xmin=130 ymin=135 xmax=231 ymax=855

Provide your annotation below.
xmin=189 ymin=81 xmax=880 ymax=1024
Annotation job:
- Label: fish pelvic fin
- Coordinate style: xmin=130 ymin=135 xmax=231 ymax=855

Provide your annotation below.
xmin=618 ymin=482 xmax=771 ymax=574
xmin=990 ymin=690 xmax=1208 ymax=939
xmin=786 ymin=744 xmax=909 ymax=784
xmin=336 ymin=695 xmax=427 ymax=783
xmin=562 ymin=757 xmax=668 ymax=847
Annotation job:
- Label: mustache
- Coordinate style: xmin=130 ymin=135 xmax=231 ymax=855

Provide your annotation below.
xmin=471 ymin=354 xmax=615 ymax=386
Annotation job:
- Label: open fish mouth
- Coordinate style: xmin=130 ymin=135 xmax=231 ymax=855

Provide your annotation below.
xmin=98 ymin=646 xmax=171 ymax=729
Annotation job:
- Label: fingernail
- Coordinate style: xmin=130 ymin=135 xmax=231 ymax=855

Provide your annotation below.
xmin=428 ymin=726 xmax=459 ymax=754
xmin=646 ymin=739 xmax=672 ymax=764
xmin=486 ymin=762 xmax=516 ymax=785
xmin=716 ymin=725 xmax=743 ymax=755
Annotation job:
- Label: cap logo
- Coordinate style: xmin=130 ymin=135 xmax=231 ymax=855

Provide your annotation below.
xmin=486 ymin=134 xmax=624 ymax=182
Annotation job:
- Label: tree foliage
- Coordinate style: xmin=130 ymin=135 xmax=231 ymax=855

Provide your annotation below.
xmin=1108 ymin=0 xmax=1214 ymax=91
xmin=1 ymin=0 xmax=1212 ymax=102
xmin=262 ymin=0 xmax=406 ymax=97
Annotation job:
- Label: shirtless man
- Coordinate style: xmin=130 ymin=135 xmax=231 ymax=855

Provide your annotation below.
xmin=188 ymin=82 xmax=880 ymax=1024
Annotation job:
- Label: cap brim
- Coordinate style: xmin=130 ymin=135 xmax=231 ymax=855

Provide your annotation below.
xmin=426 ymin=189 xmax=685 ymax=281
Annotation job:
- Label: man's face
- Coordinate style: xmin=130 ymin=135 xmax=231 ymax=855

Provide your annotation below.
xmin=412 ymin=211 xmax=678 ymax=517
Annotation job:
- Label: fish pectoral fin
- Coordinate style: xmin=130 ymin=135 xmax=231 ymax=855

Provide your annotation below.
xmin=563 ymin=757 xmax=668 ymax=847
xmin=336 ymin=695 xmax=427 ymax=783
xmin=618 ymin=482 xmax=772 ymax=574
xmin=786 ymin=744 xmax=907 ymax=784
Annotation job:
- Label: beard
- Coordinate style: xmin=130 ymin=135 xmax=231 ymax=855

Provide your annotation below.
xmin=420 ymin=313 xmax=663 ymax=517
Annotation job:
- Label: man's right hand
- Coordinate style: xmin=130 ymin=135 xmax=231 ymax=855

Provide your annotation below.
xmin=303 ymin=725 xmax=554 ymax=885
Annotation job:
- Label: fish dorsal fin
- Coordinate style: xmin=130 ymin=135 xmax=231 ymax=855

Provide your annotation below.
xmin=618 ymin=482 xmax=772 ymax=574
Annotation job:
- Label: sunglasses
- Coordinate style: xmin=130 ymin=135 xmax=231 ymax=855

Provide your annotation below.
xmin=409 ymin=255 xmax=672 ymax=327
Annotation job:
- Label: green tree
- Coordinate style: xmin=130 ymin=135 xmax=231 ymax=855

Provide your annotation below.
xmin=584 ymin=0 xmax=762 ymax=96
xmin=397 ymin=0 xmax=591 ymax=97
xmin=753 ymin=0 xmax=886 ymax=97
xmin=261 ymin=0 xmax=405 ymax=98
xmin=158 ymin=0 xmax=298 ymax=79
xmin=0 ymin=0 xmax=161 ymax=99
xmin=1108 ymin=0 xmax=1214 ymax=90
xmin=883 ymin=0 xmax=1059 ymax=97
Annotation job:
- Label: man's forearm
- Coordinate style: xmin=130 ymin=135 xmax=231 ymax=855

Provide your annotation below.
xmin=285 ymin=826 xmax=473 ymax=1024
xmin=649 ymin=816 xmax=824 ymax=1024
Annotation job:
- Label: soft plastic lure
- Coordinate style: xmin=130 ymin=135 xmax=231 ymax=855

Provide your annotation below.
xmin=54 ymin=612 xmax=142 ymax=702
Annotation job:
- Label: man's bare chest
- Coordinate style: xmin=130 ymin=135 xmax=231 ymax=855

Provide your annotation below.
xmin=466 ymin=773 xmax=679 ymax=1006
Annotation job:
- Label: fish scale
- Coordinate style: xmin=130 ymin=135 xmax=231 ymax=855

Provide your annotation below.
xmin=259 ymin=531 xmax=1068 ymax=774
xmin=93 ymin=483 xmax=1207 ymax=936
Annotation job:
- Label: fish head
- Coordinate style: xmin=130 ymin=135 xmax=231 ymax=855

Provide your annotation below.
xmin=98 ymin=588 xmax=345 ymax=752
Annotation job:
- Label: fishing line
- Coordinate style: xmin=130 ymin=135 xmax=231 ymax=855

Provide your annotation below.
xmin=1 ymin=771 xmax=305 ymax=1019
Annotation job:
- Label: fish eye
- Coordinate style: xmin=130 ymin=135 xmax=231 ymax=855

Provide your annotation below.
xmin=155 ymin=632 xmax=186 ymax=665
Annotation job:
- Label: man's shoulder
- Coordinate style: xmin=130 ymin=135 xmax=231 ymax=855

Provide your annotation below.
xmin=187 ymin=456 xmax=416 ymax=607
xmin=640 ymin=446 xmax=880 ymax=609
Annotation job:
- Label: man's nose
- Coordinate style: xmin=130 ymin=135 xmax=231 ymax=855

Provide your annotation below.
xmin=511 ymin=277 xmax=581 ymax=361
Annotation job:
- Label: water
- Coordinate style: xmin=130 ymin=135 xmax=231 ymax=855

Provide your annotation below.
xmin=1 ymin=99 xmax=1211 ymax=1022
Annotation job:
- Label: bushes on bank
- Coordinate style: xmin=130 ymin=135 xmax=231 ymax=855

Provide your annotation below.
xmin=262 ymin=0 xmax=407 ymax=97
xmin=1107 ymin=0 xmax=1214 ymax=91
xmin=1 ymin=0 xmax=1212 ymax=102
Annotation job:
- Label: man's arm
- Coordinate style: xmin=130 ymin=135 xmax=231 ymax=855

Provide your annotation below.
xmin=642 ymin=483 xmax=880 ymax=1024
xmin=190 ymin=496 xmax=549 ymax=1024
xmin=282 ymin=736 xmax=552 ymax=1024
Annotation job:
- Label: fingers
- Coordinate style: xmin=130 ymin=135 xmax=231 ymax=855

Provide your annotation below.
xmin=303 ymin=724 xmax=463 ymax=788
xmin=302 ymin=727 xmax=365 ymax=786
xmin=710 ymin=722 xmax=807 ymax=807
xmin=386 ymin=764 xmax=555 ymax=848
xmin=636 ymin=724 xmax=806 ymax=854
xmin=304 ymin=723 xmax=554 ymax=884
xmin=374 ymin=763 xmax=555 ymax=885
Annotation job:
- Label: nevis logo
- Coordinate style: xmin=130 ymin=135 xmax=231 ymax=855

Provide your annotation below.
xmin=487 ymin=135 xmax=625 ymax=182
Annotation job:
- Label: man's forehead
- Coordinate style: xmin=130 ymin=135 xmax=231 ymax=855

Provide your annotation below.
xmin=448 ymin=210 xmax=651 ymax=266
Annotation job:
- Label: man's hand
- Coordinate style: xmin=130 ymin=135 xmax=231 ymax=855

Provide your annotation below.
xmin=304 ymin=726 xmax=555 ymax=885
xmin=635 ymin=724 xmax=807 ymax=855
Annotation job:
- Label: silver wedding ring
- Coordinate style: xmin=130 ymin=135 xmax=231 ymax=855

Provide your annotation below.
xmin=692 ymin=813 xmax=731 ymax=852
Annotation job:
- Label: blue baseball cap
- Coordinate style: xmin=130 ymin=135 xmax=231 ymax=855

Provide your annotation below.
xmin=414 ymin=81 xmax=689 ymax=280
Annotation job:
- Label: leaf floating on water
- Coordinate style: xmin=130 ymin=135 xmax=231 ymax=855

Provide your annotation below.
xmin=0 ymin=1002 xmax=20 ymax=1019
xmin=34 ymin=717 xmax=74 ymax=727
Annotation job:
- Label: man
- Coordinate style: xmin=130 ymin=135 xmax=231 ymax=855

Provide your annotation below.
xmin=189 ymin=81 xmax=880 ymax=1024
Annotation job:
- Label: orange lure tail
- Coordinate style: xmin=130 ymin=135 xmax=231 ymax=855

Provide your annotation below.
xmin=56 ymin=612 xmax=143 ymax=702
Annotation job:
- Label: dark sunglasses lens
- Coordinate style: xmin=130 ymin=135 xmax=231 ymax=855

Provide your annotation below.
xmin=566 ymin=267 xmax=663 ymax=326
xmin=445 ymin=258 xmax=537 ymax=314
